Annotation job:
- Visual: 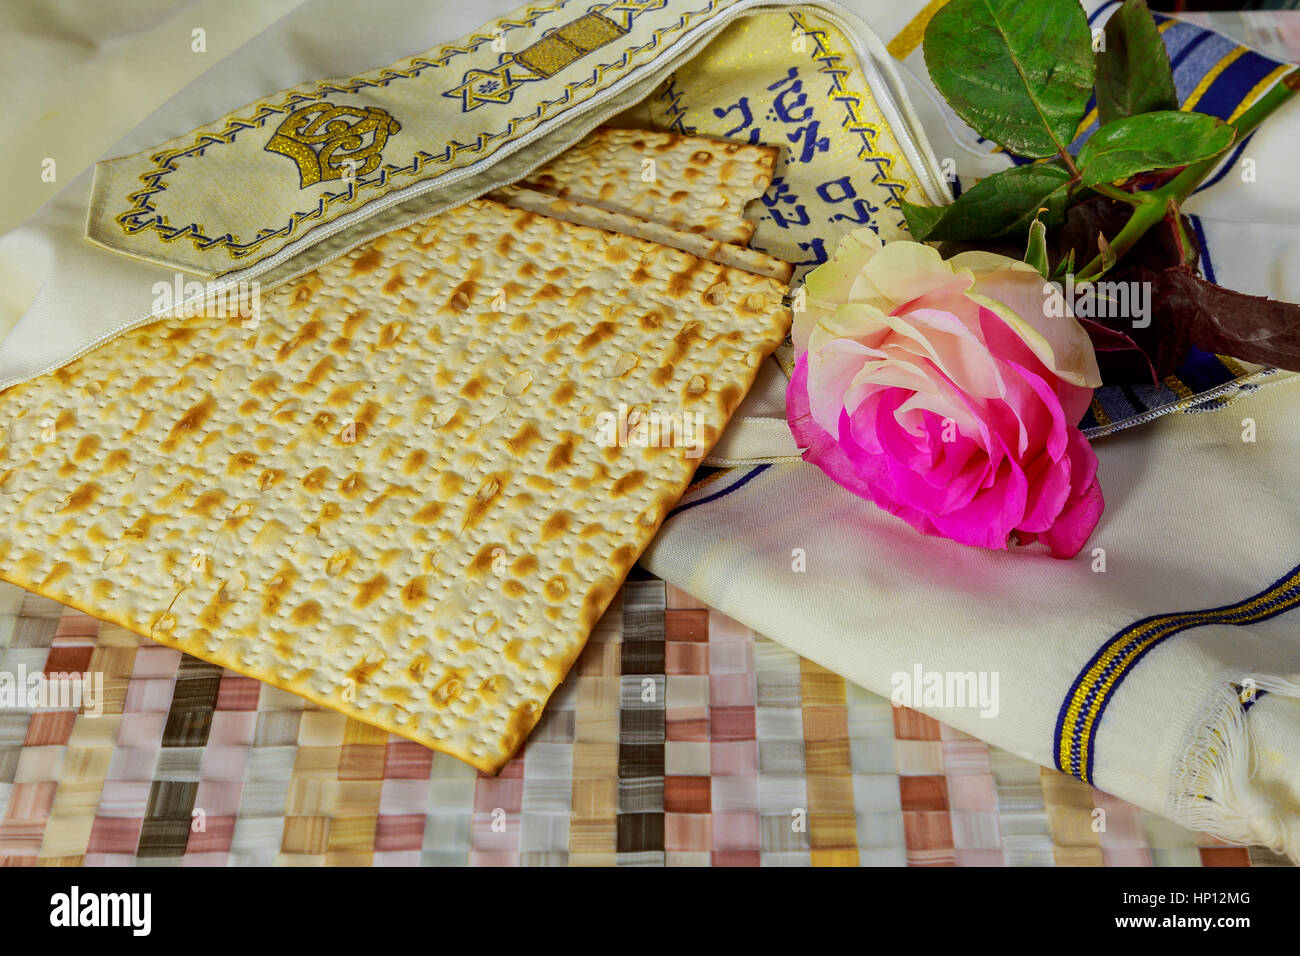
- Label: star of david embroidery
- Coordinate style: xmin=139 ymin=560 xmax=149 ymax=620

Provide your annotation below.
xmin=444 ymin=59 xmax=544 ymax=111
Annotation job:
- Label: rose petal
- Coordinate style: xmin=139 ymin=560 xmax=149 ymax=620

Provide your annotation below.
xmin=883 ymin=307 xmax=1006 ymax=399
xmin=1034 ymin=431 xmax=1103 ymax=558
xmin=862 ymin=240 xmax=965 ymax=307
xmin=789 ymin=235 xmax=1104 ymax=561
xmin=805 ymin=338 xmax=877 ymax=432
xmin=968 ymin=267 xmax=1102 ymax=388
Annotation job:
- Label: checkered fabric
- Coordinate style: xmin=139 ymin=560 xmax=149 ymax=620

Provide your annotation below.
xmin=0 ymin=576 xmax=1288 ymax=867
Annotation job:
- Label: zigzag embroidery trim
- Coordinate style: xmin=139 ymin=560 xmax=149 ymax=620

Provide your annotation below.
xmin=113 ymin=0 xmax=723 ymax=260
xmin=789 ymin=11 xmax=912 ymax=229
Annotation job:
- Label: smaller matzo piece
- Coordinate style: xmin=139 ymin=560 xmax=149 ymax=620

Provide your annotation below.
xmin=0 ymin=198 xmax=790 ymax=773
xmin=489 ymin=184 xmax=792 ymax=283
xmin=522 ymin=127 xmax=777 ymax=246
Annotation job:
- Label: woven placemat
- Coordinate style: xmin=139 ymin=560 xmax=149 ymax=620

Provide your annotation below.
xmin=0 ymin=575 xmax=1288 ymax=866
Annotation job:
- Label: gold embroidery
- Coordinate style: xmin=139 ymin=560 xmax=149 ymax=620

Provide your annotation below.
xmin=106 ymin=0 xmax=720 ymax=265
xmin=265 ymin=104 xmax=401 ymax=188
xmin=1088 ymin=395 xmax=1112 ymax=429
xmin=449 ymin=11 xmax=630 ymax=110
xmin=517 ymin=12 xmax=628 ymax=76
xmin=885 ymin=0 xmax=951 ymax=61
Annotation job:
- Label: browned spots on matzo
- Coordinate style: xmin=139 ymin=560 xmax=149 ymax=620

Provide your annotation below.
xmin=547 ymin=435 xmax=577 ymax=472
xmin=161 ymin=395 xmax=217 ymax=452
xmin=342 ymin=310 xmax=369 ymax=338
xmin=376 ymin=322 xmax=404 ymax=349
xmin=463 ymin=473 xmax=508 ymax=530
xmin=467 ymin=543 xmax=504 ymax=578
xmin=669 ymin=258 xmax=704 ymax=298
xmin=291 ymin=601 xmax=322 ymax=627
xmin=580 ymin=577 xmax=617 ymax=631
xmin=382 ymin=270 xmax=406 ymax=296
xmin=506 ymin=422 xmax=541 ymax=456
xmin=305 ymin=355 xmax=335 ymax=387
xmin=277 ymin=320 xmax=322 ymax=362
xmin=250 ymin=374 xmax=280 ymax=398
xmin=567 ymin=286 xmax=596 ymax=311
xmin=348 ymin=655 xmax=385 ymax=685
xmin=718 ymin=383 xmax=743 ymax=414
xmin=301 ymin=467 xmax=330 ymax=493
xmin=541 ymin=511 xmax=571 ymax=542
xmin=500 ymin=701 xmax=540 ymax=754
xmin=354 ymin=574 xmax=388 ymax=610
xmin=190 ymin=490 xmax=226 ymax=517
xmin=72 ymin=434 xmax=100 ymax=462
xmin=445 ymin=280 xmax=477 ymax=312
xmin=40 ymin=562 xmax=69 ymax=590
xmin=667 ymin=321 xmax=705 ymax=365
xmin=407 ymin=655 xmax=430 ymax=681
xmin=611 ymin=470 xmax=646 ymax=497
xmin=403 ymin=449 xmax=427 ymax=475
xmin=401 ymin=576 xmax=428 ymax=607
xmin=518 ymin=128 xmax=777 ymax=245
xmin=578 ymin=321 xmax=616 ymax=353
xmin=350 ymin=249 xmax=384 ymax=275
xmin=431 ymin=675 xmax=464 ymax=707
xmin=545 ymin=321 xmax=576 ymax=343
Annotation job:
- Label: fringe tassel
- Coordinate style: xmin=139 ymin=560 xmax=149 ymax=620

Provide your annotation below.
xmin=1169 ymin=675 xmax=1300 ymax=863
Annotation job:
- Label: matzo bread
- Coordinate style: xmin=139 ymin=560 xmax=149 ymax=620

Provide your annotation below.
xmin=522 ymin=127 xmax=777 ymax=246
xmin=0 ymin=198 xmax=790 ymax=773
xmin=489 ymin=184 xmax=792 ymax=283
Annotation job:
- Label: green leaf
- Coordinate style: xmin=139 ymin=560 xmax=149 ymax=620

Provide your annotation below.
xmin=1024 ymin=215 xmax=1049 ymax=277
xmin=901 ymin=164 xmax=1072 ymax=241
xmin=1095 ymin=0 xmax=1179 ymax=126
xmin=923 ymin=0 xmax=1095 ymax=158
xmin=1077 ymin=111 xmax=1235 ymax=187
xmin=1050 ymin=247 xmax=1077 ymax=280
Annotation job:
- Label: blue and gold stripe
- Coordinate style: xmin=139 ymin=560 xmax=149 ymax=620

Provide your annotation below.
xmin=1055 ymin=561 xmax=1300 ymax=784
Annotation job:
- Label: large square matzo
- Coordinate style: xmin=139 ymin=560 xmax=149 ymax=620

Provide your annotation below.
xmin=0 ymin=198 xmax=790 ymax=772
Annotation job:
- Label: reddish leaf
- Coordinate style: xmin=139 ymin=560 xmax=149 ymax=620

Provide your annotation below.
xmin=1054 ymin=197 xmax=1199 ymax=383
xmin=1075 ymin=315 xmax=1160 ymax=385
xmin=1158 ymin=268 xmax=1300 ymax=372
xmin=1098 ymin=265 xmax=1192 ymax=381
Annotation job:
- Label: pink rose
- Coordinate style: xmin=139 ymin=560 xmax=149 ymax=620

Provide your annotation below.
xmin=787 ymin=230 xmax=1104 ymax=558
